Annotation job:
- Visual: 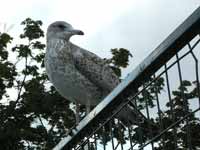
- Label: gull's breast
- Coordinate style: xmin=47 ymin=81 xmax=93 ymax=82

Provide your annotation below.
xmin=45 ymin=54 xmax=103 ymax=105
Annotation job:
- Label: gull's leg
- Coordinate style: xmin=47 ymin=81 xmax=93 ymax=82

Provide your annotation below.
xmin=75 ymin=101 xmax=80 ymax=125
xmin=85 ymin=104 xmax=90 ymax=150
xmin=86 ymin=105 xmax=91 ymax=115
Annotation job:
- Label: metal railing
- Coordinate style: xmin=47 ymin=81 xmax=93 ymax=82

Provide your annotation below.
xmin=54 ymin=6 xmax=200 ymax=150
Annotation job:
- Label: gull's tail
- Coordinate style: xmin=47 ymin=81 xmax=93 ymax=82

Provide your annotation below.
xmin=116 ymin=102 xmax=157 ymax=129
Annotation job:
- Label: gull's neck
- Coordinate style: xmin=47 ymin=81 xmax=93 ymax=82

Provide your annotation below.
xmin=46 ymin=38 xmax=73 ymax=57
xmin=47 ymin=38 xmax=70 ymax=50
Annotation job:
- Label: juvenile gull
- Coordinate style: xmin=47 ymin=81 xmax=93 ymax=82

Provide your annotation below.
xmin=45 ymin=21 xmax=145 ymax=125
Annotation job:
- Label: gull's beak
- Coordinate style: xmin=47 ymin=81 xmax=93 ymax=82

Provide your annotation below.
xmin=70 ymin=29 xmax=84 ymax=35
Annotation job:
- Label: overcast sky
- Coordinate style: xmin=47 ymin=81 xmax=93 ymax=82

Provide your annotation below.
xmin=0 ymin=0 xmax=199 ymax=77
xmin=0 ymin=1 xmax=199 ymax=149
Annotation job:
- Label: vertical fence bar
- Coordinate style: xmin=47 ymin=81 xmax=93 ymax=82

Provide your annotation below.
xmin=188 ymin=42 xmax=200 ymax=106
xmin=143 ymin=84 xmax=155 ymax=150
xmin=88 ymin=139 xmax=91 ymax=150
xmin=176 ymin=53 xmax=192 ymax=150
xmin=118 ymin=121 xmax=124 ymax=150
xmin=135 ymin=97 xmax=144 ymax=150
xmin=94 ymin=134 xmax=97 ymax=150
xmin=164 ymin=64 xmax=178 ymax=149
xmin=109 ymin=120 xmax=115 ymax=150
xmin=153 ymin=74 xmax=166 ymax=149
xmin=102 ymin=126 xmax=106 ymax=150
xmin=127 ymin=125 xmax=134 ymax=150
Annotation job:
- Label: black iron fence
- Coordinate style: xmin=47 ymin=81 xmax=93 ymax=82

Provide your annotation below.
xmin=54 ymin=7 xmax=200 ymax=150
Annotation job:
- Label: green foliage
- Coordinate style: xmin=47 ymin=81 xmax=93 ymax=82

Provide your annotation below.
xmin=20 ymin=18 xmax=44 ymax=41
xmin=0 ymin=33 xmax=16 ymax=100
xmin=136 ymin=77 xmax=165 ymax=109
xmin=153 ymin=80 xmax=200 ymax=150
xmin=106 ymin=48 xmax=133 ymax=77
xmin=0 ymin=33 xmax=12 ymax=61
xmin=0 ymin=18 xmax=135 ymax=149
xmin=0 ymin=18 xmax=75 ymax=149
xmin=111 ymin=48 xmax=133 ymax=68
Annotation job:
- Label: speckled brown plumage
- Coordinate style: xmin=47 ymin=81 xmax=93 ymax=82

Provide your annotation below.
xmin=45 ymin=21 xmax=147 ymax=126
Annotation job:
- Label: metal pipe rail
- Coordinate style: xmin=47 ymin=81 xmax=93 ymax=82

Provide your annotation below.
xmin=54 ymin=6 xmax=200 ymax=150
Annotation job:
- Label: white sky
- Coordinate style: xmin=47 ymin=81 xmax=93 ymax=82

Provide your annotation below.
xmin=0 ymin=0 xmax=199 ymax=77
xmin=0 ymin=1 xmax=199 ymax=149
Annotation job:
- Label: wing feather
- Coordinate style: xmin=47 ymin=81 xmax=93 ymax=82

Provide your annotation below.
xmin=71 ymin=44 xmax=120 ymax=93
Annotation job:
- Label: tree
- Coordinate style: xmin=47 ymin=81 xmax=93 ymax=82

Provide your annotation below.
xmin=153 ymin=80 xmax=200 ymax=150
xmin=0 ymin=18 xmax=134 ymax=149
xmin=0 ymin=18 xmax=76 ymax=149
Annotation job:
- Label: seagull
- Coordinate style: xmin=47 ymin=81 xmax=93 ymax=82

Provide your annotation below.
xmin=45 ymin=21 xmax=147 ymax=126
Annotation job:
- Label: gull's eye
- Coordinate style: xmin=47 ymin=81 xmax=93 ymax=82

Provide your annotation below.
xmin=58 ymin=24 xmax=65 ymax=29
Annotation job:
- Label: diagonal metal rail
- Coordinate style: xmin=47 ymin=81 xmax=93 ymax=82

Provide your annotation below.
xmin=54 ymin=6 xmax=200 ymax=150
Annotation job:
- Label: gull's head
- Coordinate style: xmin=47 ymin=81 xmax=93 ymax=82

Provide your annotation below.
xmin=47 ymin=21 xmax=84 ymax=41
